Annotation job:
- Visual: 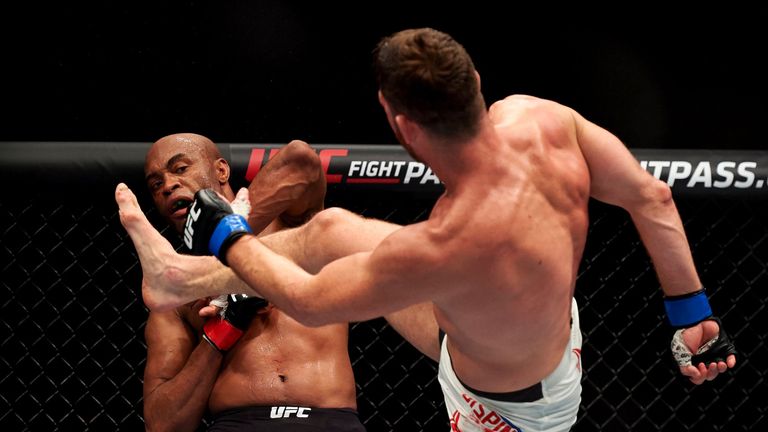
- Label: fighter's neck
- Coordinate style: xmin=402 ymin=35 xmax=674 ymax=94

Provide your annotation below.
xmin=220 ymin=185 xmax=236 ymax=202
xmin=421 ymin=120 xmax=497 ymax=191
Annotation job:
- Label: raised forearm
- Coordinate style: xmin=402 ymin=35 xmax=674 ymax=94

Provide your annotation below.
xmin=226 ymin=235 xmax=312 ymax=319
xmin=226 ymin=231 xmax=424 ymax=327
xmin=144 ymin=342 xmax=222 ymax=432
xmin=629 ymin=196 xmax=701 ymax=296
xmin=248 ymin=139 xmax=325 ymax=230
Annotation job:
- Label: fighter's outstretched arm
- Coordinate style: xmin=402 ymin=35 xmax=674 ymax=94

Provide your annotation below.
xmin=574 ymin=111 xmax=700 ymax=297
xmin=571 ymin=107 xmax=736 ymax=385
xmin=225 ymin=221 xmax=444 ymax=327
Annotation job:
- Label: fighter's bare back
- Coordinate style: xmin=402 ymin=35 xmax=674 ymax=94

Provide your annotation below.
xmin=417 ymin=95 xmax=591 ymax=393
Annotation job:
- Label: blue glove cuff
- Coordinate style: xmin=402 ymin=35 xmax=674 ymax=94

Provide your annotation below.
xmin=209 ymin=214 xmax=252 ymax=258
xmin=664 ymin=289 xmax=712 ymax=328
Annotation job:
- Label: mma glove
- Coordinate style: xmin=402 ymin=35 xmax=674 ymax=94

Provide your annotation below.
xmin=202 ymin=294 xmax=268 ymax=352
xmin=183 ymin=188 xmax=252 ymax=265
xmin=665 ymin=287 xmax=737 ymax=368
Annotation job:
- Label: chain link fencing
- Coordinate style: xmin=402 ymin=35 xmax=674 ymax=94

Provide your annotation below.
xmin=1 ymin=191 xmax=766 ymax=431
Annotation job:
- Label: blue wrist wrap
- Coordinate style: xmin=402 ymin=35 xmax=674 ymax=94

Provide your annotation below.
xmin=664 ymin=289 xmax=712 ymax=328
xmin=209 ymin=214 xmax=252 ymax=258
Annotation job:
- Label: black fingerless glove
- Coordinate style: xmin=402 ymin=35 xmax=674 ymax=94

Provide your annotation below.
xmin=184 ymin=189 xmax=252 ymax=265
xmin=202 ymin=294 xmax=268 ymax=352
xmin=666 ymin=288 xmax=737 ymax=367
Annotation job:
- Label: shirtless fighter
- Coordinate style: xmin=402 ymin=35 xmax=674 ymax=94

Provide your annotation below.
xmin=135 ymin=133 xmax=364 ymax=431
xmin=119 ymin=30 xmax=737 ymax=432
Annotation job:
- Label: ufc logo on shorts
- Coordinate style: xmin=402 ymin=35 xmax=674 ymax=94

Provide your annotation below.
xmin=183 ymin=201 xmax=201 ymax=249
xmin=270 ymin=406 xmax=311 ymax=419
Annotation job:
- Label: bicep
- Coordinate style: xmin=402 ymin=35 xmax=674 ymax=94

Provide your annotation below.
xmin=574 ymin=110 xmax=661 ymax=208
xmin=143 ymin=311 xmax=196 ymax=397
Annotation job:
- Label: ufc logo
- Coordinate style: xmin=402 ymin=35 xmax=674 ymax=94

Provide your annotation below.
xmin=270 ymin=406 xmax=311 ymax=419
xmin=183 ymin=201 xmax=201 ymax=249
xmin=245 ymin=148 xmax=349 ymax=183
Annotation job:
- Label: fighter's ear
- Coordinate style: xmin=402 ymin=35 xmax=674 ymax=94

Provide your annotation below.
xmin=214 ymin=158 xmax=230 ymax=184
xmin=378 ymin=90 xmax=387 ymax=108
xmin=394 ymin=114 xmax=420 ymax=144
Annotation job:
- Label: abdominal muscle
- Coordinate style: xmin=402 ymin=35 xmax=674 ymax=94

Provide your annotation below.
xmin=207 ymin=310 xmax=357 ymax=413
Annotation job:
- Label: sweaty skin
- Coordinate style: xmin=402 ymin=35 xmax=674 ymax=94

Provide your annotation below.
xmin=120 ymin=97 xmax=734 ymax=394
xmin=133 ymin=134 xmax=355 ymax=431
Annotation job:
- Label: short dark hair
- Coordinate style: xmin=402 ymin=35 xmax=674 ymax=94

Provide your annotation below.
xmin=374 ymin=28 xmax=486 ymax=141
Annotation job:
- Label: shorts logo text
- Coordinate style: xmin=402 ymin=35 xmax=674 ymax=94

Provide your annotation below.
xmin=270 ymin=406 xmax=311 ymax=419
xmin=460 ymin=394 xmax=522 ymax=432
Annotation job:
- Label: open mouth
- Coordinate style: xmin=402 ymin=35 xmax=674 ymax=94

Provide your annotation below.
xmin=170 ymin=199 xmax=192 ymax=217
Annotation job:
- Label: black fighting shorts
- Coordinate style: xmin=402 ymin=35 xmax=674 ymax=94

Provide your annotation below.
xmin=208 ymin=406 xmax=366 ymax=431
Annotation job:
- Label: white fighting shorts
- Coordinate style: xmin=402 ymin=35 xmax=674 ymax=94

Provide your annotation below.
xmin=438 ymin=298 xmax=582 ymax=432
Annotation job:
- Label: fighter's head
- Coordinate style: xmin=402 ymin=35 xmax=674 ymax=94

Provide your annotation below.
xmin=144 ymin=133 xmax=234 ymax=233
xmin=374 ymin=28 xmax=486 ymax=156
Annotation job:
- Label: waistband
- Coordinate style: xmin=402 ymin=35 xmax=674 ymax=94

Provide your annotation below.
xmin=439 ymin=329 xmax=543 ymax=403
xmin=212 ymin=405 xmax=359 ymax=421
